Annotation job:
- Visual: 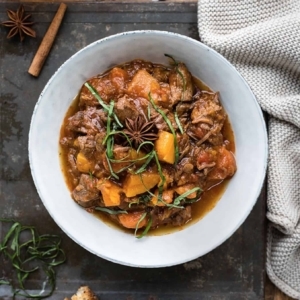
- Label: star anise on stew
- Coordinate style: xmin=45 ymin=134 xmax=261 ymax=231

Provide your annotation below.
xmin=123 ymin=115 xmax=158 ymax=148
xmin=1 ymin=5 xmax=36 ymax=42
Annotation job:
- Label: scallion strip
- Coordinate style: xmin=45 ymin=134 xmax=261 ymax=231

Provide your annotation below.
xmin=134 ymin=212 xmax=147 ymax=237
xmin=136 ymin=215 xmax=152 ymax=239
xmin=0 ymin=219 xmax=66 ymax=299
xmin=135 ymin=151 xmax=155 ymax=174
xmin=173 ymin=187 xmax=202 ymax=206
xmin=105 ymin=154 xmax=119 ymax=180
xmin=95 ymin=207 xmax=128 ymax=215
xmin=174 ymin=111 xmax=184 ymax=134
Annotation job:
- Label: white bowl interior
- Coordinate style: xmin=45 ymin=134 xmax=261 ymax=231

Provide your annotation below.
xmin=29 ymin=31 xmax=267 ymax=267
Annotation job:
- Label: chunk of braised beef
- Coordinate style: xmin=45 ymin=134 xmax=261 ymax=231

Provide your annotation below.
xmin=150 ymin=206 xmax=192 ymax=228
xmin=72 ymin=174 xmax=99 ymax=208
xmin=151 ymin=109 xmax=178 ymax=132
xmin=66 ymin=107 xmax=105 ymax=136
xmin=170 ymin=205 xmax=192 ymax=226
xmin=177 ymin=133 xmax=191 ymax=160
xmin=169 ymin=63 xmax=194 ymax=105
xmin=188 ymin=91 xmax=226 ymax=145
xmin=152 ymin=67 xmax=170 ymax=83
xmin=67 ymin=148 xmax=80 ymax=185
xmin=114 ymin=95 xmax=141 ymax=123
xmin=122 ymin=59 xmax=154 ymax=79
xmin=95 ymin=132 xmax=106 ymax=153
xmin=77 ymin=135 xmax=96 ymax=158
xmin=79 ymin=67 xmax=128 ymax=108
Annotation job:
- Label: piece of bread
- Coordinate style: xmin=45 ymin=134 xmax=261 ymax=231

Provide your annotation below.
xmin=64 ymin=286 xmax=98 ymax=300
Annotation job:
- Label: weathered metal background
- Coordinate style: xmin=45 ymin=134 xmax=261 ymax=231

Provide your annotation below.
xmin=0 ymin=2 xmax=266 ymax=299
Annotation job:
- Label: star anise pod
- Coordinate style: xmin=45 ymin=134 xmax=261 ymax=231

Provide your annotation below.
xmin=1 ymin=5 xmax=36 ymax=42
xmin=123 ymin=115 xmax=158 ymax=149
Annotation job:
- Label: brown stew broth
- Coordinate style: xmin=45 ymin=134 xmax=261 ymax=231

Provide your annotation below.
xmin=59 ymin=70 xmax=235 ymax=235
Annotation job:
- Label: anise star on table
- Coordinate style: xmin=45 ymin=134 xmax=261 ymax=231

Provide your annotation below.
xmin=1 ymin=5 xmax=36 ymax=42
xmin=123 ymin=115 xmax=158 ymax=149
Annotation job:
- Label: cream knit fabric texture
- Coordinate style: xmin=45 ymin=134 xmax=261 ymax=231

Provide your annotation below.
xmin=198 ymin=0 xmax=300 ymax=298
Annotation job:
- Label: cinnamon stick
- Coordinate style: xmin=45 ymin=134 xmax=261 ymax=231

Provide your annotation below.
xmin=28 ymin=3 xmax=67 ymax=77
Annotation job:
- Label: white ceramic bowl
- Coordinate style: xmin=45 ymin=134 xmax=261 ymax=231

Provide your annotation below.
xmin=29 ymin=31 xmax=268 ymax=267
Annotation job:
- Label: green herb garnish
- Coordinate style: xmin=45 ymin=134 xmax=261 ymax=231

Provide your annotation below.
xmin=174 ymin=111 xmax=184 ymax=134
xmin=173 ymin=187 xmax=202 ymax=206
xmin=95 ymin=207 xmax=128 ymax=215
xmin=0 ymin=219 xmax=65 ymax=299
xmin=135 ymin=214 xmax=153 ymax=239
xmin=105 ymin=153 xmax=119 ymax=180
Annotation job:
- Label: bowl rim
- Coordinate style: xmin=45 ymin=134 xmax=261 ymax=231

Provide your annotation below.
xmin=28 ymin=30 xmax=268 ymax=268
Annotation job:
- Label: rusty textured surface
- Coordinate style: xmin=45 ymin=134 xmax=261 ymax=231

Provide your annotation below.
xmin=0 ymin=3 xmax=266 ymax=299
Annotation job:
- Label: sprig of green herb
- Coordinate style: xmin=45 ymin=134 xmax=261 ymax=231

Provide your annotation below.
xmin=173 ymin=187 xmax=202 ymax=206
xmin=135 ymin=214 xmax=153 ymax=239
xmin=95 ymin=207 xmax=128 ymax=215
xmin=0 ymin=219 xmax=65 ymax=299
xmin=174 ymin=111 xmax=184 ymax=134
xmin=149 ymin=93 xmax=179 ymax=164
xmin=105 ymin=153 xmax=119 ymax=180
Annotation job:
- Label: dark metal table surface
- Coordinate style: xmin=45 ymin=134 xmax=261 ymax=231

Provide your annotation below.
xmin=0 ymin=2 xmax=266 ymax=299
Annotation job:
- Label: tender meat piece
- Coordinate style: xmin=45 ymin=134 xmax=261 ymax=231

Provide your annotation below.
xmin=72 ymin=174 xmax=99 ymax=208
xmin=169 ymin=63 xmax=194 ymax=105
xmin=171 ymin=205 xmax=192 ymax=226
xmin=67 ymin=107 xmax=105 ymax=136
xmin=188 ymin=91 xmax=226 ymax=145
xmin=151 ymin=206 xmax=192 ymax=228
xmin=77 ymin=135 xmax=96 ymax=157
xmin=127 ymin=70 xmax=170 ymax=105
xmin=151 ymin=109 xmax=178 ymax=132
xmin=67 ymin=148 xmax=80 ymax=186
xmin=177 ymin=133 xmax=191 ymax=160
xmin=64 ymin=286 xmax=98 ymax=300
xmin=208 ymin=146 xmax=237 ymax=181
xmin=79 ymin=67 xmax=128 ymax=107
xmin=79 ymin=76 xmax=115 ymax=107
xmin=60 ymin=136 xmax=75 ymax=148
xmin=123 ymin=59 xmax=154 ymax=79
xmin=95 ymin=132 xmax=106 ymax=153
xmin=152 ymin=66 xmax=170 ymax=83
xmin=175 ymin=157 xmax=195 ymax=186
xmin=114 ymin=95 xmax=141 ymax=122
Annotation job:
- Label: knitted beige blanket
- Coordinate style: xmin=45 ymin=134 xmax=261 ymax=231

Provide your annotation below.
xmin=198 ymin=1 xmax=300 ymax=298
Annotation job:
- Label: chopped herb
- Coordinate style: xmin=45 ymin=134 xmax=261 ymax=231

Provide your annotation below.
xmin=174 ymin=111 xmax=184 ymax=134
xmin=153 ymin=152 xmax=165 ymax=193
xmin=136 ymin=215 xmax=152 ymax=239
xmin=135 ymin=151 xmax=155 ymax=174
xmin=134 ymin=212 xmax=147 ymax=237
xmin=95 ymin=207 xmax=128 ymax=215
xmin=173 ymin=187 xmax=202 ymax=206
xmin=0 ymin=219 xmax=65 ymax=299
xmin=105 ymin=154 xmax=119 ymax=180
